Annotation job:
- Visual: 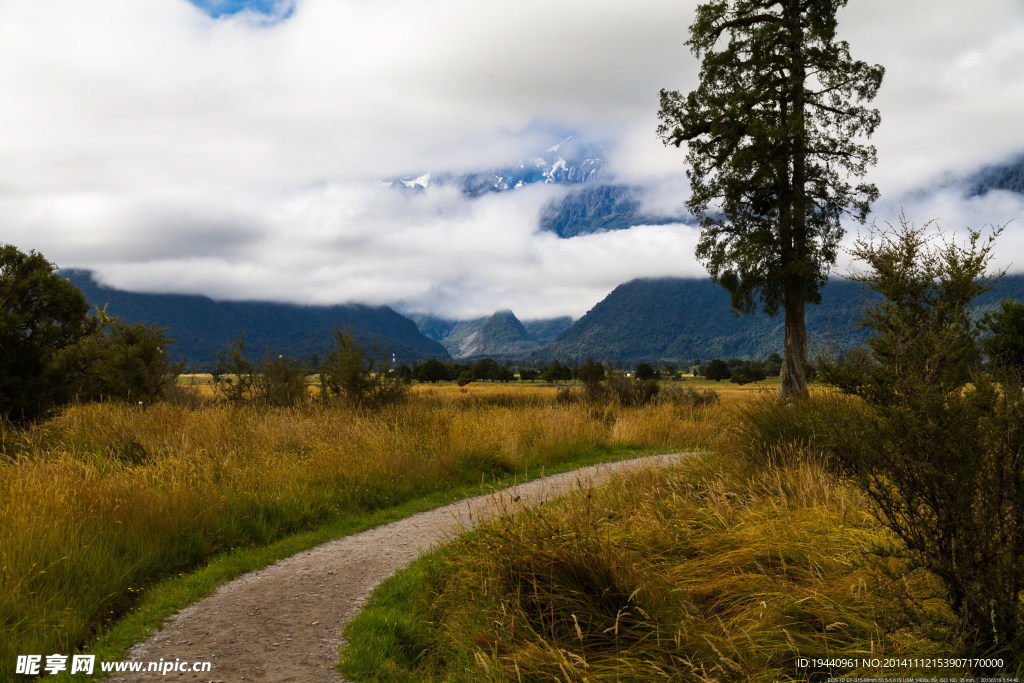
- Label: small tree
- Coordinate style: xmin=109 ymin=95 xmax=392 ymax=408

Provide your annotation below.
xmin=70 ymin=307 xmax=179 ymax=404
xmin=704 ymin=359 xmax=731 ymax=381
xmin=413 ymin=359 xmax=450 ymax=383
xmin=472 ymin=357 xmax=503 ymax=381
xmin=257 ymin=353 xmax=308 ymax=407
xmin=320 ymin=328 xmax=407 ymax=408
xmin=577 ymin=356 xmax=605 ymax=385
xmin=540 ymin=360 xmax=572 ymax=384
xmin=0 ymin=245 xmax=91 ymax=422
xmin=215 ymin=335 xmax=257 ymax=402
xmin=634 ymin=362 xmax=656 ymax=381
xmin=820 ymin=217 xmax=1024 ymax=656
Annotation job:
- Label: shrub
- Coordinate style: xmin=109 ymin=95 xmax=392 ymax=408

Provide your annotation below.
xmin=69 ymin=308 xmax=180 ymax=404
xmin=819 ymin=216 xmax=1024 ymax=657
xmin=257 ymin=354 xmax=308 ymax=407
xmin=319 ymin=328 xmax=407 ymax=408
xmin=730 ymin=370 xmax=752 ymax=385
xmin=214 ymin=335 xmax=257 ymax=402
xmin=634 ymin=362 xmax=655 ymax=380
xmin=600 ymin=373 xmax=659 ymax=407
xmin=657 ymin=384 xmax=720 ymax=409
xmin=704 ymin=359 xmax=731 ymax=381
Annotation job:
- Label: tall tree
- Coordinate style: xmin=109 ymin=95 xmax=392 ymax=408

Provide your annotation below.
xmin=658 ymin=0 xmax=883 ymax=399
xmin=0 ymin=245 xmax=91 ymax=422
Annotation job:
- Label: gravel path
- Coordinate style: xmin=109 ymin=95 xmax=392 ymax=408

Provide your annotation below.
xmin=110 ymin=452 xmax=689 ymax=682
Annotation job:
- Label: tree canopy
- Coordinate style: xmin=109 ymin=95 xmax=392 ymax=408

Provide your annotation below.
xmin=658 ymin=0 xmax=883 ymax=399
xmin=1 ymin=245 xmax=91 ymax=422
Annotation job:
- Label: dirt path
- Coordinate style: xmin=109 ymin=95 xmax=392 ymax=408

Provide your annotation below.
xmin=110 ymin=452 xmax=689 ymax=682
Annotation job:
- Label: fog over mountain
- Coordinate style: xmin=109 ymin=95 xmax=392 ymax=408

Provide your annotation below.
xmin=2 ymin=0 xmax=1023 ymax=319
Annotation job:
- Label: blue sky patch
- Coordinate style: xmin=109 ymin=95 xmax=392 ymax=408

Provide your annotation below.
xmin=189 ymin=0 xmax=293 ymax=21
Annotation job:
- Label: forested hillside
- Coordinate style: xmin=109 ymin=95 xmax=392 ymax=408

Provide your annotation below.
xmin=543 ymin=274 xmax=1024 ymax=364
xmin=64 ymin=270 xmax=449 ymax=367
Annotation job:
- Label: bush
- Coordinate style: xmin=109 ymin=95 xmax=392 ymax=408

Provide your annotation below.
xmin=320 ymin=328 xmax=407 ymax=408
xmin=634 ymin=362 xmax=655 ymax=380
xmin=819 ymin=217 xmax=1024 ymax=657
xmin=257 ymin=354 xmax=308 ymax=407
xmin=69 ymin=308 xmax=180 ymax=404
xmin=599 ymin=373 xmax=659 ymax=407
xmin=656 ymin=384 xmax=721 ymax=409
xmin=704 ymin=359 xmax=731 ymax=381
xmin=214 ymin=335 xmax=257 ymax=402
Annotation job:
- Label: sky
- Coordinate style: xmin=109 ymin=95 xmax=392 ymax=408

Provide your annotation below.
xmin=1 ymin=0 xmax=1023 ymax=320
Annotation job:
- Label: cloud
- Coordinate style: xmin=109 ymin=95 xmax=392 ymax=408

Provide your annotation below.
xmin=837 ymin=187 xmax=1024 ymax=276
xmin=0 ymin=0 xmax=1022 ymax=319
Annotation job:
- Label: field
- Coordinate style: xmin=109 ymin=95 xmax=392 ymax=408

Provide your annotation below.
xmin=339 ymin=389 xmax=1020 ymax=681
xmin=0 ymin=382 xmax=721 ymax=679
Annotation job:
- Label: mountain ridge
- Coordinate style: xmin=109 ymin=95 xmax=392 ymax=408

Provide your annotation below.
xmin=540 ymin=274 xmax=1024 ymax=365
xmin=63 ymin=270 xmax=449 ymax=367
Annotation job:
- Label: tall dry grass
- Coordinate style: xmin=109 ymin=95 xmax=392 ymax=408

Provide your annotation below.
xmin=341 ymin=393 xmax=982 ymax=682
xmin=0 ymin=384 xmax=714 ymax=677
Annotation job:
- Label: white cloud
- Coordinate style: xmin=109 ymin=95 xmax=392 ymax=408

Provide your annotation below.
xmin=0 ymin=0 xmax=1022 ymax=319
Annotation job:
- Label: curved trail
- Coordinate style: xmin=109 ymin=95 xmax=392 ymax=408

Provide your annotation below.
xmin=111 ymin=452 xmax=689 ymax=682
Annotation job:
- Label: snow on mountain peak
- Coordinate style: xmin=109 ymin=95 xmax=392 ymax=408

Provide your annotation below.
xmin=401 ymin=172 xmax=431 ymax=189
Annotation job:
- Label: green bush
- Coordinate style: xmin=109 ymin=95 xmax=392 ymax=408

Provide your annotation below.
xmin=820 ymin=217 xmax=1024 ymax=658
xmin=704 ymin=359 xmax=731 ymax=381
xmin=214 ymin=335 xmax=258 ymax=402
xmin=69 ymin=308 xmax=179 ymax=404
xmin=320 ymin=328 xmax=407 ymax=408
xmin=257 ymin=354 xmax=308 ymax=407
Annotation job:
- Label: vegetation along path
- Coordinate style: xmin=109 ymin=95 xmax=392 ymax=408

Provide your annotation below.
xmin=110 ymin=452 xmax=690 ymax=682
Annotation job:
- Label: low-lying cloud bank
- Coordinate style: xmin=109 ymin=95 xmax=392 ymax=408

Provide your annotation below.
xmin=1 ymin=0 xmax=1022 ymax=318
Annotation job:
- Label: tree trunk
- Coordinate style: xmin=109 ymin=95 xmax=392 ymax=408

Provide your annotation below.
xmin=779 ymin=292 xmax=809 ymax=401
xmin=779 ymin=0 xmax=809 ymax=403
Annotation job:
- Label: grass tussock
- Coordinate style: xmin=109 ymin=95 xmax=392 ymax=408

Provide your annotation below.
xmin=342 ymin=394 xmax=994 ymax=682
xmin=0 ymin=386 xmax=715 ymax=678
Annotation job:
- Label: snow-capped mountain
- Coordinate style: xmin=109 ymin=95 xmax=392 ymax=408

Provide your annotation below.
xmin=380 ymin=135 xmax=690 ymax=237
xmin=383 ymin=135 xmax=604 ymax=196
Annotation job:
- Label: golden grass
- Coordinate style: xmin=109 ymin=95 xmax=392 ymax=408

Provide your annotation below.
xmin=0 ymin=385 xmax=716 ymax=678
xmin=341 ymin=393 xmax=990 ymax=682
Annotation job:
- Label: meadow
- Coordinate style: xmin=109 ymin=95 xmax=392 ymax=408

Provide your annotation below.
xmin=0 ymin=380 xmax=725 ymax=679
xmin=339 ymin=390 xmax=1017 ymax=681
